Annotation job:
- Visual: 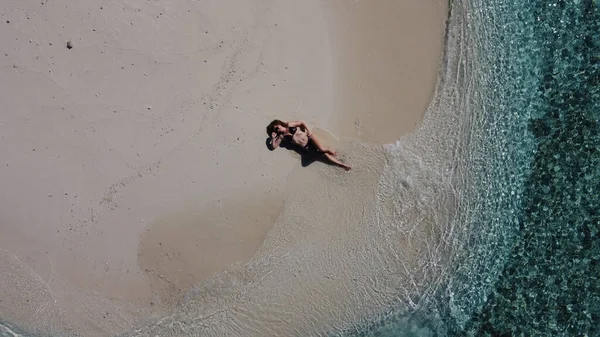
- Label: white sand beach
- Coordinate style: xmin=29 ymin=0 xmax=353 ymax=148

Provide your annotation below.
xmin=0 ymin=0 xmax=446 ymax=335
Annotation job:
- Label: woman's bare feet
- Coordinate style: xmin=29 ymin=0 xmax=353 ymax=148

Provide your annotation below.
xmin=324 ymin=153 xmax=350 ymax=171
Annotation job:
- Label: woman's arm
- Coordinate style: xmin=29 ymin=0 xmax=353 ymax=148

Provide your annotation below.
xmin=270 ymin=132 xmax=284 ymax=149
xmin=288 ymin=121 xmax=311 ymax=136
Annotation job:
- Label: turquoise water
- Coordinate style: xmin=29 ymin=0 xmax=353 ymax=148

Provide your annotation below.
xmin=345 ymin=0 xmax=600 ymax=336
xmin=2 ymin=0 xmax=599 ymax=336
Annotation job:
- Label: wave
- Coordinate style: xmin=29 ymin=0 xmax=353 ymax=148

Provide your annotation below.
xmin=0 ymin=320 xmax=26 ymax=337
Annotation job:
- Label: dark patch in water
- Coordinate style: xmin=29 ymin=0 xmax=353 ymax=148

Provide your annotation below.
xmin=459 ymin=1 xmax=600 ymax=335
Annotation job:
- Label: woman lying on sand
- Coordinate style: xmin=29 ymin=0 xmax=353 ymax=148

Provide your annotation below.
xmin=267 ymin=119 xmax=351 ymax=171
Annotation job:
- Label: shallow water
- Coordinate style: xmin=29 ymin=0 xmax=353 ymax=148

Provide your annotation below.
xmin=3 ymin=0 xmax=599 ymax=336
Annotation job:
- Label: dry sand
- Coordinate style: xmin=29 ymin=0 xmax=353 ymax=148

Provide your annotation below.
xmin=0 ymin=0 xmax=446 ymax=335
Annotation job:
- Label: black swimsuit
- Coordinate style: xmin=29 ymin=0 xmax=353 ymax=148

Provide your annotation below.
xmin=287 ymin=127 xmax=318 ymax=153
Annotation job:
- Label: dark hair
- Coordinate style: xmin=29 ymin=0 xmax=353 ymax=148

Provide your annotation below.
xmin=266 ymin=119 xmax=287 ymax=136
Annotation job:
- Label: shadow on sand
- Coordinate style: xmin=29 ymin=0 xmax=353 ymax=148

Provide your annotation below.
xmin=265 ymin=137 xmax=331 ymax=168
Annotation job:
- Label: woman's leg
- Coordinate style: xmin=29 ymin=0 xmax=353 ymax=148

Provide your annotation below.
xmin=323 ymin=153 xmax=351 ymax=171
xmin=309 ymin=135 xmax=335 ymax=155
xmin=307 ymin=135 xmax=350 ymax=170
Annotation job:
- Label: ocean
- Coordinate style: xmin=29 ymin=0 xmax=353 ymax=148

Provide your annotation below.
xmin=2 ymin=0 xmax=599 ymax=336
